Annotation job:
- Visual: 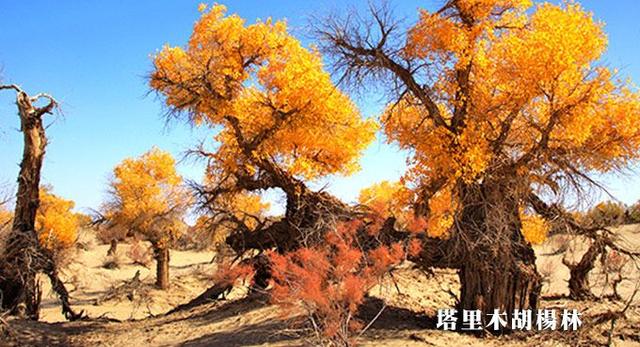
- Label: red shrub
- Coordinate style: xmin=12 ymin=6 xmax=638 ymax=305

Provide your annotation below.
xmin=269 ymin=221 xmax=407 ymax=345
xmin=212 ymin=261 xmax=255 ymax=288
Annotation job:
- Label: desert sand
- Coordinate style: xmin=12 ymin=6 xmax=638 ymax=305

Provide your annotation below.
xmin=2 ymin=226 xmax=639 ymax=346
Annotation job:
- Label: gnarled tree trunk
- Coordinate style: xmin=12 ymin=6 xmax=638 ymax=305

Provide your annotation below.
xmin=0 ymin=85 xmax=83 ymax=320
xmin=456 ymin=182 xmax=541 ymax=331
xmin=0 ymin=89 xmax=50 ymax=319
xmin=563 ymin=239 xmax=604 ymax=300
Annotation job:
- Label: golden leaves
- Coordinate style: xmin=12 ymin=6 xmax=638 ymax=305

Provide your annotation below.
xmin=406 ymin=10 xmax=468 ymax=61
xmin=0 ymin=207 xmax=11 ymax=227
xmin=150 ymin=4 xmax=376 ymax=182
xmin=358 ymin=180 xmax=410 ymax=218
xmin=520 ymin=209 xmax=550 ymax=244
xmin=36 ymin=187 xmax=80 ymax=251
xmin=390 ymin=0 xmax=640 ymax=206
xmin=424 ymin=186 xmax=456 ymax=238
xmin=109 ymin=148 xmax=188 ymax=240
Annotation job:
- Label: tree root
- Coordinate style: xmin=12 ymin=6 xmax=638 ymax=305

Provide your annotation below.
xmin=167 ymin=282 xmax=233 ymax=314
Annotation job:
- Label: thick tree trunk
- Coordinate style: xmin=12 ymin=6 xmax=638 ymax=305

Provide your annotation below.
xmin=455 ymin=182 xmax=541 ymax=332
xmin=154 ymin=244 xmax=170 ymax=289
xmin=563 ymin=239 xmax=603 ymax=300
xmin=459 ymin=248 xmax=540 ymax=325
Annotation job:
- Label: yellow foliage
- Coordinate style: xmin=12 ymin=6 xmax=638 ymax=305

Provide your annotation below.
xmin=108 ymin=147 xmax=189 ymax=244
xmin=357 ymin=180 xmax=454 ymax=237
xmin=150 ymin=4 xmax=376 ymax=181
xmin=386 ymin=0 xmax=640 ymax=229
xmin=424 ymin=187 xmax=456 ymax=239
xmin=520 ymin=210 xmax=550 ymax=245
xmin=0 ymin=207 xmax=12 ymax=229
xmin=226 ymin=192 xmax=270 ymax=228
xmin=358 ymin=181 xmax=409 ymax=218
xmin=36 ymin=187 xmax=79 ymax=251
xmin=196 ymin=190 xmax=270 ymax=247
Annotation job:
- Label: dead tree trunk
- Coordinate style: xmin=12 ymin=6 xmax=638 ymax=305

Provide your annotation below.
xmin=455 ymin=182 xmax=541 ymax=331
xmin=0 ymin=85 xmax=83 ymax=320
xmin=0 ymin=87 xmax=51 ymax=319
xmin=153 ymin=242 xmax=170 ymax=290
xmin=562 ymin=239 xmax=604 ymax=300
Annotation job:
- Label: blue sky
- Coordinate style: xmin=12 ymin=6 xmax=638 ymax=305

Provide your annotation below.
xmin=1 ymin=1 xmax=639 ymax=216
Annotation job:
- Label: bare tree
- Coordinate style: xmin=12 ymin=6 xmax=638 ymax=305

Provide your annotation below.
xmin=0 ymin=83 xmax=83 ymax=320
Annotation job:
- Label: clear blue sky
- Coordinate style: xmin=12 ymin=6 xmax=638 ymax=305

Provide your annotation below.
xmin=1 ymin=1 xmax=639 ymax=216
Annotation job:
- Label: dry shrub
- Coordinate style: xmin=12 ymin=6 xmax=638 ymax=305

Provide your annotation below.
xmin=626 ymin=201 xmax=640 ymax=224
xmin=601 ymin=250 xmax=630 ymax=300
xmin=269 ymin=221 xmax=409 ymax=346
xmin=96 ymin=225 xmax=128 ymax=246
xmin=127 ymin=240 xmax=152 ymax=268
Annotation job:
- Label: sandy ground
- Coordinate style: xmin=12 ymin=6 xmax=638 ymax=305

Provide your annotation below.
xmin=2 ymin=226 xmax=640 ymax=346
xmin=39 ymin=243 xmax=218 ymax=322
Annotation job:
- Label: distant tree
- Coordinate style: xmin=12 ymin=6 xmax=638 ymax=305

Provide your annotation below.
xmin=104 ymin=148 xmax=189 ymax=289
xmin=0 ymin=208 xmax=12 ymax=231
xmin=582 ymin=201 xmax=627 ymax=227
xmin=625 ymin=200 xmax=640 ymax=224
xmin=0 ymin=186 xmax=12 ymax=229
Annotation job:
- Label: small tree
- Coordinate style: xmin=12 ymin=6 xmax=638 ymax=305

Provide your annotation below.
xmin=0 ymin=207 xmax=11 ymax=231
xmin=150 ymin=3 xmax=376 ymax=298
xmin=0 ymin=184 xmax=12 ymax=228
xmin=601 ymin=250 xmax=629 ymax=301
xmin=104 ymin=148 xmax=189 ymax=289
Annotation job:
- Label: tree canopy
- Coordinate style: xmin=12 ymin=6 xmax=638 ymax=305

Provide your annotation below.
xmin=36 ymin=187 xmax=80 ymax=252
xmin=150 ymin=4 xmax=377 ymax=197
xmin=105 ymin=147 xmax=188 ymax=246
xmin=321 ymin=0 xmax=640 ymax=240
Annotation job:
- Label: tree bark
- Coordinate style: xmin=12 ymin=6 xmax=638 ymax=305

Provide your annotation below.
xmin=154 ymin=243 xmax=170 ymax=290
xmin=563 ymin=239 xmax=604 ymax=300
xmin=0 ymin=86 xmax=83 ymax=320
xmin=455 ymin=182 xmax=541 ymax=332
xmin=0 ymin=90 xmax=49 ymax=319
